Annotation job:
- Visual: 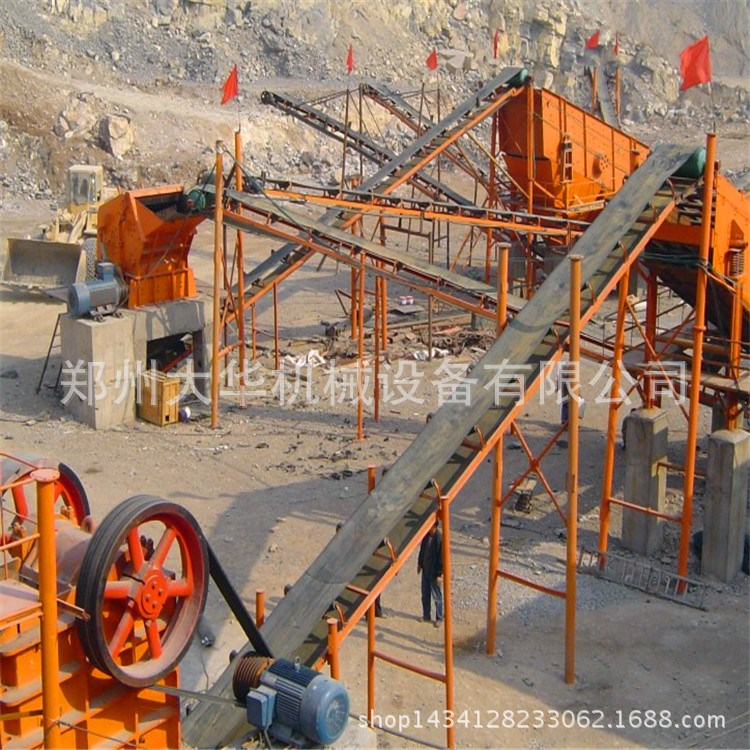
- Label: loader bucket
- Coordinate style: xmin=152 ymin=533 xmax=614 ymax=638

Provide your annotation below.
xmin=1 ymin=238 xmax=85 ymax=292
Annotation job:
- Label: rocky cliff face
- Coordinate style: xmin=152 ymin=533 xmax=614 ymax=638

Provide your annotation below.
xmin=0 ymin=0 xmax=747 ymax=203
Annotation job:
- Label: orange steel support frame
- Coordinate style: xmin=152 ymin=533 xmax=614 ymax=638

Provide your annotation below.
xmin=597 ymin=133 xmax=749 ymax=578
xmin=275 ymin=179 xmax=683 ymax=748
xmin=35 ymin=467 xmax=62 ymax=748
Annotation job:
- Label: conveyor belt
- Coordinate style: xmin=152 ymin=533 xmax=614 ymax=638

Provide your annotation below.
xmin=361 ymin=81 xmax=489 ymax=186
xmin=644 ymin=248 xmax=750 ymax=344
xmin=243 ymin=67 xmax=526 ymax=294
xmin=261 ymin=89 xmax=470 ymax=206
xmin=208 ymin=186 xmax=527 ymax=317
xmin=589 ymin=65 xmax=617 ymax=126
xmin=183 ymin=144 xmax=698 ymax=749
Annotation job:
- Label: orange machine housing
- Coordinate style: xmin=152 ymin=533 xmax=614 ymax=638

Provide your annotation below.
xmin=97 ymin=186 xmax=204 ymax=308
xmin=0 ymin=585 xmax=180 ymax=749
xmin=497 ymin=87 xmax=649 ymax=216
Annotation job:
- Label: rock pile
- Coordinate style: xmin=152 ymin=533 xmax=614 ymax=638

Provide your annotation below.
xmin=0 ymin=0 xmax=747 ymax=204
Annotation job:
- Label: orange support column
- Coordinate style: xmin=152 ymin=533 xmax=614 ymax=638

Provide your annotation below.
xmin=367 ymin=604 xmax=376 ymax=721
xmin=211 ymin=142 xmax=224 ymax=429
xmin=327 ymin=618 xmax=340 ymax=680
xmin=251 ymin=303 xmax=257 ymax=360
xmin=357 ymin=257 xmax=365 ymax=441
xmin=235 ymin=130 xmax=247 ymax=409
xmin=678 ymin=133 xmax=717 ymax=580
xmin=598 ymin=269 xmax=631 ymax=558
xmin=34 ymin=467 xmax=62 ymax=749
xmin=255 ymin=589 xmax=265 ymax=628
xmin=439 ymin=499 xmax=455 ymax=749
xmin=526 ymin=81 xmax=535 ymax=212
xmin=350 ymin=267 xmax=358 ymax=339
xmin=486 ymin=244 xmax=509 ymax=655
xmin=273 ymin=284 xmax=280 ymax=371
xmin=485 ymin=111 xmax=498 ymax=283
xmin=486 ymin=444 xmax=503 ymax=656
xmin=374 ymin=276 xmax=381 ymax=422
xmin=378 ymin=222 xmax=388 ymax=352
xmin=644 ymin=270 xmax=658 ymax=407
xmin=565 ymin=255 xmax=582 ymax=685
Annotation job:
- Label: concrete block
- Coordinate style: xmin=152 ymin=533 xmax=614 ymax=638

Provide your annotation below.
xmin=702 ymin=429 xmax=750 ymax=582
xmin=622 ymin=408 xmax=668 ymax=556
xmin=60 ymin=314 xmax=136 ymax=429
xmin=60 ymin=297 xmax=212 ymax=429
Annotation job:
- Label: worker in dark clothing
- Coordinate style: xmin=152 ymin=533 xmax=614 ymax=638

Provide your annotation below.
xmin=418 ymin=521 xmax=443 ymax=627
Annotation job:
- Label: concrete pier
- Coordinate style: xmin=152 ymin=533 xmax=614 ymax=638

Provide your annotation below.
xmin=702 ymin=429 xmax=750 ymax=581
xmin=60 ymin=296 xmax=211 ymax=429
xmin=622 ymin=408 xmax=668 ymax=556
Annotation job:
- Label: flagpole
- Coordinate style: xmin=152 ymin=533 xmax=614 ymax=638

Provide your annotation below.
xmin=708 ymin=83 xmax=717 ymax=133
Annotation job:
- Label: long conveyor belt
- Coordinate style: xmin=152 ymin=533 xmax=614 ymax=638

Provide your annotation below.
xmin=589 ymin=64 xmax=618 ymax=126
xmin=360 ymin=81 xmax=489 ymax=186
xmin=183 ymin=144 xmax=698 ymax=748
xmin=208 ymin=185 xmax=527 ymax=317
xmin=241 ymin=67 xmax=526 ymax=294
xmin=261 ymin=89 xmax=470 ymax=206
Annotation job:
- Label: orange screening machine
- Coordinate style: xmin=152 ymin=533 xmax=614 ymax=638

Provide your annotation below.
xmin=497 ymin=87 xmax=649 ymax=216
xmin=496 ymin=86 xmax=748 ymax=325
xmin=96 ymin=186 xmax=204 ymax=308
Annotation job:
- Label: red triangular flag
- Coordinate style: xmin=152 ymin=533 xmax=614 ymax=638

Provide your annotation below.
xmin=221 ymin=64 xmax=239 ymax=105
xmin=493 ymin=29 xmax=500 ymax=60
xmin=614 ymin=32 xmax=619 ymax=56
xmin=680 ymin=35 xmax=711 ymax=91
xmin=426 ymin=48 xmax=438 ymax=71
xmin=585 ymin=30 xmax=600 ymax=50
xmin=346 ymin=43 xmax=354 ymax=75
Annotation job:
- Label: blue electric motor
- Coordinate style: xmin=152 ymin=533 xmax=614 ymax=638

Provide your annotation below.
xmin=68 ymin=261 xmax=127 ymax=318
xmin=238 ymin=657 xmax=349 ymax=747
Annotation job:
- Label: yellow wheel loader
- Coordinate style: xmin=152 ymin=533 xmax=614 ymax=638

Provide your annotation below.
xmin=2 ymin=165 xmax=116 ymax=293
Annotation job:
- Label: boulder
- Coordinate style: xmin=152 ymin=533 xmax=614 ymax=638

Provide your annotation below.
xmin=54 ymin=95 xmax=97 ymax=139
xmin=98 ymin=115 xmax=135 ymax=159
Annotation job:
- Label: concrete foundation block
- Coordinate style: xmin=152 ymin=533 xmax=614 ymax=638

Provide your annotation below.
xmin=622 ymin=408 xmax=668 ymax=556
xmin=702 ymin=429 xmax=750 ymax=582
xmin=60 ymin=296 xmax=211 ymax=429
xmin=60 ymin=314 xmax=136 ymax=430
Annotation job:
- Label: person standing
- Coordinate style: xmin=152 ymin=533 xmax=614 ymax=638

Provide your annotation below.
xmin=418 ymin=521 xmax=443 ymax=627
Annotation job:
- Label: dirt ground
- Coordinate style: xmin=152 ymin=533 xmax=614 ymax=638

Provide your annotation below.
xmin=1 ymin=189 xmax=748 ymax=750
